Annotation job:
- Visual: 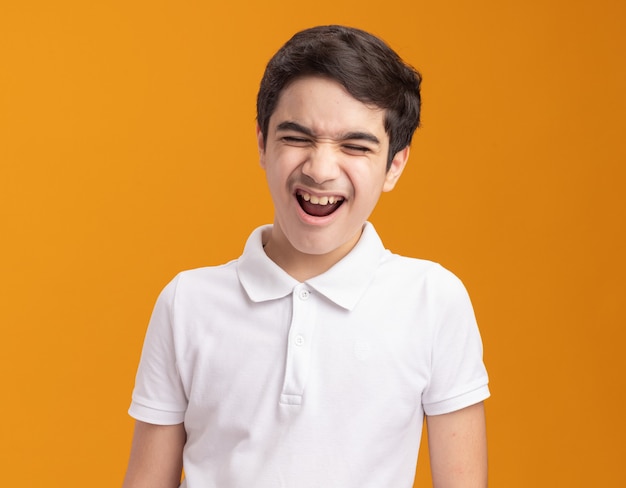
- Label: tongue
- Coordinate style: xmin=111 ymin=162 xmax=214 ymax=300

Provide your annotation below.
xmin=299 ymin=198 xmax=341 ymax=217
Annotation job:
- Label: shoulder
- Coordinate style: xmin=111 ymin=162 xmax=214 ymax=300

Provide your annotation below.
xmin=381 ymin=252 xmax=467 ymax=293
xmin=374 ymin=253 xmax=476 ymax=325
xmin=155 ymin=259 xmax=240 ymax=307
xmin=175 ymin=259 xmax=238 ymax=287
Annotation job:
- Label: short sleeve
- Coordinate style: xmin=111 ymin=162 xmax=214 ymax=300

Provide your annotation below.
xmin=128 ymin=275 xmax=187 ymax=424
xmin=421 ymin=268 xmax=490 ymax=415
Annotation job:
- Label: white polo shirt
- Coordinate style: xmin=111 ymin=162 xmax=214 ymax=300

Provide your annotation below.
xmin=129 ymin=223 xmax=489 ymax=488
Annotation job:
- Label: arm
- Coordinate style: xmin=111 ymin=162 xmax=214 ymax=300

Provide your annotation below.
xmin=426 ymin=402 xmax=488 ymax=488
xmin=122 ymin=420 xmax=186 ymax=488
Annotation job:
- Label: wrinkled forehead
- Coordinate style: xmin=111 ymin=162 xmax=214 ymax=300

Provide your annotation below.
xmin=269 ymin=76 xmax=388 ymax=140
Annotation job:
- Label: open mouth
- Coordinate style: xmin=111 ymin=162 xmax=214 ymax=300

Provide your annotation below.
xmin=296 ymin=190 xmax=344 ymax=217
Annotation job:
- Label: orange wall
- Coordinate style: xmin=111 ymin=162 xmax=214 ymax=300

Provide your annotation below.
xmin=1 ymin=1 xmax=624 ymax=486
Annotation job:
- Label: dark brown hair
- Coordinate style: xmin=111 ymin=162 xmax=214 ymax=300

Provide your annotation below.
xmin=256 ymin=25 xmax=422 ymax=169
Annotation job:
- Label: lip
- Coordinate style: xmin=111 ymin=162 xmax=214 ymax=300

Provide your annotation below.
xmin=293 ymin=188 xmax=346 ymax=225
xmin=294 ymin=186 xmax=347 ymax=201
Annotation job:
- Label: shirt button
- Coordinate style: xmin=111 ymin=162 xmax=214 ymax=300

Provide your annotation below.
xmin=299 ymin=289 xmax=310 ymax=300
xmin=295 ymin=334 xmax=305 ymax=346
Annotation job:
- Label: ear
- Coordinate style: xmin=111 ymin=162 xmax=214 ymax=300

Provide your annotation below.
xmin=256 ymin=123 xmax=266 ymax=169
xmin=383 ymin=146 xmax=410 ymax=192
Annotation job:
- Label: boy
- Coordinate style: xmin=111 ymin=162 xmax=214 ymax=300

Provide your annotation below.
xmin=123 ymin=25 xmax=489 ymax=488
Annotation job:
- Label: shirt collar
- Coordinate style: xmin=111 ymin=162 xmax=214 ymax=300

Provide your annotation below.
xmin=237 ymin=222 xmax=388 ymax=310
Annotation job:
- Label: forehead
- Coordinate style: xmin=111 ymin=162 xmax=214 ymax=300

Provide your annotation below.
xmin=270 ymin=76 xmax=387 ymax=138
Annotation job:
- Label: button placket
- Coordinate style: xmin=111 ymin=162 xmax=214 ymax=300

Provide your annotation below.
xmin=280 ymin=284 xmax=315 ymax=406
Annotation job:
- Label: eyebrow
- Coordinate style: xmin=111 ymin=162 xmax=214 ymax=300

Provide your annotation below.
xmin=276 ymin=121 xmax=381 ymax=145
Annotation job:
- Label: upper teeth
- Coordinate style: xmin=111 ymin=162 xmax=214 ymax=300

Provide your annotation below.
xmin=300 ymin=191 xmax=341 ymax=205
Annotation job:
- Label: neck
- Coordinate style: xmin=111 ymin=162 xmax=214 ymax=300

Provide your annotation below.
xmin=263 ymin=241 xmax=339 ymax=283
xmin=262 ymin=227 xmax=360 ymax=282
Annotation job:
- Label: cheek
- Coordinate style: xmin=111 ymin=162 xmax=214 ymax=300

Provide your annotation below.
xmin=350 ymin=166 xmax=387 ymax=193
xmin=265 ymin=165 xmax=291 ymax=201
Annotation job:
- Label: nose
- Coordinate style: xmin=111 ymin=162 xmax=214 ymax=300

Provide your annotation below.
xmin=301 ymin=144 xmax=341 ymax=184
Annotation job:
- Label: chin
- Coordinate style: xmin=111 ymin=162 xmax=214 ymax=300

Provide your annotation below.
xmin=291 ymin=230 xmax=355 ymax=258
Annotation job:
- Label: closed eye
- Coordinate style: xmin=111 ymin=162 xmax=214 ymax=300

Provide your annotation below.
xmin=281 ymin=136 xmax=311 ymax=146
xmin=343 ymin=144 xmax=372 ymax=154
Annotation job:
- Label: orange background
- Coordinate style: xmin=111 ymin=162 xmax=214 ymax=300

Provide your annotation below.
xmin=1 ymin=1 xmax=624 ymax=486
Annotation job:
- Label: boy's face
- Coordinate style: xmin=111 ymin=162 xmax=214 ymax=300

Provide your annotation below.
xmin=257 ymin=76 xmax=408 ymax=265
